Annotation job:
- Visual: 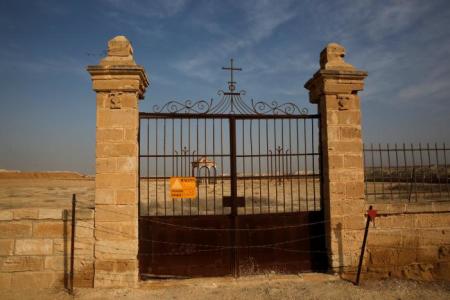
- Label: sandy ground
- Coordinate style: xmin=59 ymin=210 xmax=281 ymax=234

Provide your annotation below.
xmin=0 ymin=175 xmax=445 ymax=212
xmin=1 ymin=274 xmax=450 ymax=300
xmin=140 ymin=178 xmax=322 ymax=216
xmin=0 ymin=177 xmax=94 ymax=209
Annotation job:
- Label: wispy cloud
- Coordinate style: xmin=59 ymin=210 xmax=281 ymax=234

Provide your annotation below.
xmin=102 ymin=0 xmax=189 ymax=18
xmin=398 ymin=78 xmax=449 ymax=102
xmin=172 ymin=0 xmax=299 ymax=82
xmin=315 ymin=0 xmax=433 ymax=44
xmin=0 ymin=47 xmax=86 ymax=78
xmin=395 ymin=41 xmax=450 ymax=106
xmin=304 ymin=0 xmax=450 ymax=108
xmin=363 ymin=1 xmax=429 ymax=41
xmin=240 ymin=0 xmax=297 ymax=45
xmin=34 ymin=0 xmax=70 ymax=16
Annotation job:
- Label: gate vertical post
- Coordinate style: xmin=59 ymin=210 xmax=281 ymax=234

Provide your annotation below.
xmin=87 ymin=36 xmax=149 ymax=287
xmin=304 ymin=43 xmax=367 ymax=274
xmin=229 ymin=117 xmax=239 ymax=277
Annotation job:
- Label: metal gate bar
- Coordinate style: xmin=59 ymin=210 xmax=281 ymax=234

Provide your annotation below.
xmin=139 ymin=114 xmax=320 ymax=217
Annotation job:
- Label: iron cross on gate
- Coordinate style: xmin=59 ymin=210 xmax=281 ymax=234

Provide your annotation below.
xmin=222 ymin=58 xmax=242 ymax=92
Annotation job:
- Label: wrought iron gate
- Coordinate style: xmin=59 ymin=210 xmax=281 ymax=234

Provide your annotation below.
xmin=138 ymin=60 xmax=326 ymax=278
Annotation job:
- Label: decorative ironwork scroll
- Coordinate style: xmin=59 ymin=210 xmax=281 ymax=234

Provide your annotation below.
xmin=251 ymin=100 xmax=308 ymax=115
xmin=152 ymin=99 xmax=212 ymax=114
xmin=152 ymin=59 xmax=309 ymax=116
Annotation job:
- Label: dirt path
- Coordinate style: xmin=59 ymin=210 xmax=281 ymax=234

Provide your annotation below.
xmin=2 ymin=274 xmax=449 ymax=300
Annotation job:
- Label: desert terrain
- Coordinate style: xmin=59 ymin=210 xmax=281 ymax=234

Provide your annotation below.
xmin=0 ymin=171 xmax=94 ymax=210
xmin=1 ymin=273 xmax=450 ymax=300
xmin=140 ymin=177 xmax=322 ymax=216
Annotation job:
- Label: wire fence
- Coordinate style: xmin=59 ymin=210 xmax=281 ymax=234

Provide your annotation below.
xmin=364 ymin=143 xmax=450 ymax=202
xmin=75 ymin=202 xmax=450 ymax=251
xmin=78 ymin=216 xmax=449 ymax=247
xmin=76 ymin=216 xmax=450 ymax=265
xmin=68 ymin=199 xmax=450 ymax=284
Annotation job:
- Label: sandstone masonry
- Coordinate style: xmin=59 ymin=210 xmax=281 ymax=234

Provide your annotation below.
xmin=87 ymin=35 xmax=149 ymax=288
xmin=0 ymin=207 xmax=94 ymax=289
xmin=305 ymin=43 xmax=368 ymax=273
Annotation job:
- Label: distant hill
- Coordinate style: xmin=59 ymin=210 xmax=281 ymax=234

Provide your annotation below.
xmin=0 ymin=170 xmax=93 ymax=180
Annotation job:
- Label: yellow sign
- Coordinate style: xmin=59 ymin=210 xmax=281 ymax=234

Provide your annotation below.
xmin=170 ymin=177 xmax=197 ymax=198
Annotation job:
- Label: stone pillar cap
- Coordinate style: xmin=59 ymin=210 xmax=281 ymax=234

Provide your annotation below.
xmin=99 ymin=35 xmax=136 ymax=66
xmin=87 ymin=35 xmax=149 ymax=99
xmin=304 ymin=43 xmax=367 ymax=103
xmin=320 ymin=43 xmax=355 ymax=70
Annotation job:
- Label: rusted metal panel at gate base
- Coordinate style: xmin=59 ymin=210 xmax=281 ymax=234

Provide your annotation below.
xmin=222 ymin=196 xmax=245 ymax=207
xmin=237 ymin=211 xmax=327 ymax=274
xmin=138 ymin=212 xmax=327 ymax=278
xmin=139 ymin=216 xmax=233 ymax=277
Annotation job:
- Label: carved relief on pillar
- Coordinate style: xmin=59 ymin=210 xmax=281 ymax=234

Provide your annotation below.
xmin=108 ymin=91 xmax=123 ymax=109
xmin=337 ymin=94 xmax=351 ymax=111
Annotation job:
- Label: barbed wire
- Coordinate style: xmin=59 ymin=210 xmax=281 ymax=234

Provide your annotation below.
xmin=74 ymin=213 xmax=450 ymax=245
xmin=76 ymin=222 xmax=449 ymax=255
xmin=142 ymin=218 xmax=329 ymax=231
xmin=76 ymin=222 xmax=328 ymax=248
xmin=70 ymin=199 xmax=450 ymax=263
xmin=147 ymin=233 xmax=327 ymax=249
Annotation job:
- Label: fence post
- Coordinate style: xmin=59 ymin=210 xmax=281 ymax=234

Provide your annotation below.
xmin=69 ymin=194 xmax=76 ymax=294
xmin=87 ymin=36 xmax=149 ymax=288
xmin=356 ymin=205 xmax=376 ymax=285
xmin=304 ymin=43 xmax=368 ymax=274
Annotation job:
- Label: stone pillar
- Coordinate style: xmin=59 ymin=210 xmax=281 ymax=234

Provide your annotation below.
xmin=304 ymin=43 xmax=367 ymax=274
xmin=87 ymin=36 xmax=149 ymax=287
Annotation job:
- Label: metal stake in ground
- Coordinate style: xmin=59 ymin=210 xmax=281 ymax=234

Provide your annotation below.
xmin=69 ymin=194 xmax=77 ymax=294
xmin=356 ymin=205 xmax=377 ymax=285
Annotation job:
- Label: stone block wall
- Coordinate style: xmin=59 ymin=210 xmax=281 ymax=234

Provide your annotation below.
xmin=362 ymin=202 xmax=450 ymax=281
xmin=0 ymin=207 xmax=94 ymax=289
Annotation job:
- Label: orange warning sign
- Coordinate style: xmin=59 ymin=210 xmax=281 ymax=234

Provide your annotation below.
xmin=170 ymin=177 xmax=197 ymax=199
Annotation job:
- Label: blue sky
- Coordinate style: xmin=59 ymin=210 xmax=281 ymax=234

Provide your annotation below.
xmin=0 ymin=0 xmax=449 ymax=174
